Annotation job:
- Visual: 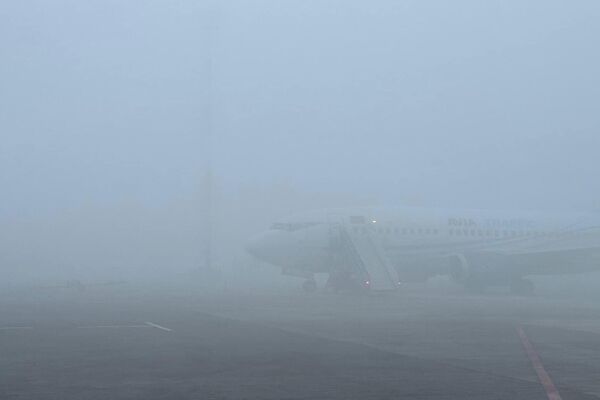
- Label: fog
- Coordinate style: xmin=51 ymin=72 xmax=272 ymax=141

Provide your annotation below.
xmin=4 ymin=2 xmax=600 ymax=398
xmin=2 ymin=0 xmax=600 ymax=287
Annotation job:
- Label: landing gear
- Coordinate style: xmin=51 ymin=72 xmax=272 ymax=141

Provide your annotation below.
xmin=510 ymin=278 xmax=534 ymax=296
xmin=302 ymin=279 xmax=317 ymax=293
xmin=325 ymin=270 xmax=364 ymax=293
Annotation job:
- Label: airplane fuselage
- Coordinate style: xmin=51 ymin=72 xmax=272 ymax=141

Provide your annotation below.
xmin=246 ymin=207 xmax=600 ymax=289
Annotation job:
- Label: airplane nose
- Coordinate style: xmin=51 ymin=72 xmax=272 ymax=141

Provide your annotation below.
xmin=245 ymin=230 xmax=294 ymax=265
xmin=245 ymin=228 xmax=326 ymax=268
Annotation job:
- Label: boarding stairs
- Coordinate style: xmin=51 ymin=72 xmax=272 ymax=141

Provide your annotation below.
xmin=331 ymin=221 xmax=400 ymax=291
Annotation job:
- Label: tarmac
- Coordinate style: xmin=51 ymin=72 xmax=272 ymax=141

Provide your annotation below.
xmin=2 ymin=282 xmax=600 ymax=399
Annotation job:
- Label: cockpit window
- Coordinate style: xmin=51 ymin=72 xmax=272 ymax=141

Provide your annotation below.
xmin=270 ymin=222 xmax=319 ymax=231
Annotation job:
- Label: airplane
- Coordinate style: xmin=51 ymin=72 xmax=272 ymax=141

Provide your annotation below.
xmin=245 ymin=206 xmax=600 ymax=294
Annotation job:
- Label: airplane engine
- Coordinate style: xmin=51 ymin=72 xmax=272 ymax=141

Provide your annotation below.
xmin=448 ymin=254 xmax=472 ymax=283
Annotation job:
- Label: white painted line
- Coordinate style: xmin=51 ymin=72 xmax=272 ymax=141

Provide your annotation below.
xmin=0 ymin=326 xmax=34 ymax=330
xmin=77 ymin=325 xmax=151 ymax=329
xmin=145 ymin=321 xmax=173 ymax=332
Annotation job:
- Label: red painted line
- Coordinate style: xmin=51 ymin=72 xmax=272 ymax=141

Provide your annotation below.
xmin=516 ymin=326 xmax=562 ymax=400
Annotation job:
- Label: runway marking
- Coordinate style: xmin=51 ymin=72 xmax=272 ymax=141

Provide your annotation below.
xmin=517 ymin=326 xmax=562 ymax=400
xmin=203 ymin=311 xmax=546 ymax=388
xmin=145 ymin=321 xmax=172 ymax=332
xmin=78 ymin=324 xmax=151 ymax=329
xmin=0 ymin=326 xmax=33 ymax=330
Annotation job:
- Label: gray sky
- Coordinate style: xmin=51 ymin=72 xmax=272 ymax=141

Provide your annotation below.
xmin=2 ymin=0 xmax=600 ymax=221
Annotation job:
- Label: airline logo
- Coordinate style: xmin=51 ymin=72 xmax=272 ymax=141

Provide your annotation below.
xmin=448 ymin=218 xmax=476 ymax=227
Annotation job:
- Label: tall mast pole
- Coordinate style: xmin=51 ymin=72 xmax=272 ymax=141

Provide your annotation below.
xmin=203 ymin=3 xmax=217 ymax=273
xmin=204 ymin=14 xmax=215 ymax=271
